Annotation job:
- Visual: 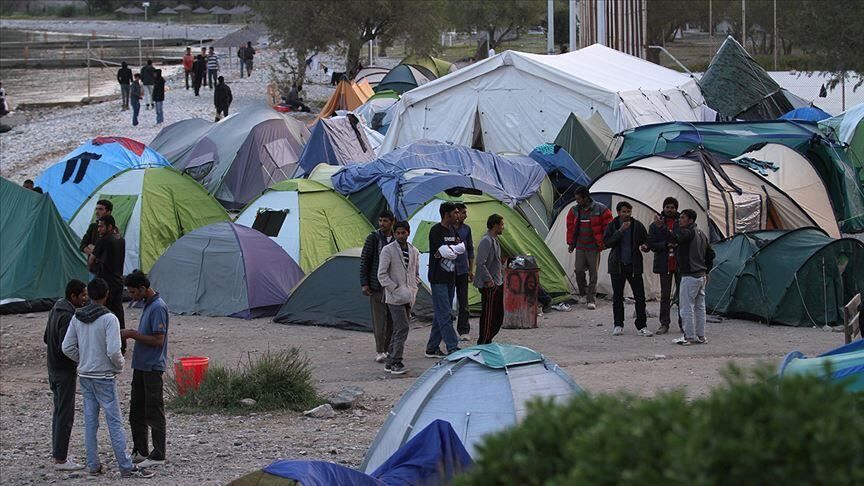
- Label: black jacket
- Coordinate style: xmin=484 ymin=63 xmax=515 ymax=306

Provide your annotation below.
xmin=360 ymin=230 xmax=391 ymax=291
xmin=44 ymin=299 xmax=78 ymax=372
xmin=153 ymin=78 xmax=165 ymax=102
xmin=117 ymin=67 xmax=132 ymax=85
xmin=214 ymin=81 xmax=233 ymax=109
xmin=647 ymin=213 xmax=680 ymax=274
xmin=603 ymin=217 xmax=648 ymax=274
xmin=657 ymin=222 xmax=715 ymax=277
xmin=79 ymin=222 xmax=99 ymax=252
xmin=193 ymin=58 xmax=206 ymax=78
xmin=140 ymin=65 xmax=156 ymax=85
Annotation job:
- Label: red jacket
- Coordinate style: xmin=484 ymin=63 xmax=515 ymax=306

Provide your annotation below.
xmin=566 ymin=200 xmax=613 ymax=251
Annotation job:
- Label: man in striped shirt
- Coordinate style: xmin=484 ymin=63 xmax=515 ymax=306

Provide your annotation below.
xmin=206 ymin=47 xmax=219 ymax=90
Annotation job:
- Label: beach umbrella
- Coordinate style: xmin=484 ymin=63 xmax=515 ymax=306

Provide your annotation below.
xmin=192 ymin=6 xmax=210 ymax=14
xmin=158 ymin=7 xmax=178 ymax=15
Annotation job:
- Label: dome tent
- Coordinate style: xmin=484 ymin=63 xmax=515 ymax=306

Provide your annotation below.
xmin=150 ymin=222 xmax=303 ymax=319
xmin=820 ymin=102 xmax=864 ymax=174
xmin=295 ymin=115 xmax=377 ymax=176
xmin=36 ymin=136 xmax=170 ymax=221
xmin=149 ymin=118 xmax=214 ymax=164
xmin=375 ymin=64 xmax=434 ymax=95
xmin=69 ymin=167 xmax=230 ymax=273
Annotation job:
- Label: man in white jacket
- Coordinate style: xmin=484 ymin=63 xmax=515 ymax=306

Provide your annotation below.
xmin=377 ymin=221 xmax=421 ymax=375
xmin=62 ymin=278 xmax=153 ymax=479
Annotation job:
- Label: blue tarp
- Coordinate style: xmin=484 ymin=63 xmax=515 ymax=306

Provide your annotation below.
xmin=36 ymin=137 xmax=170 ymax=220
xmin=331 ymin=140 xmax=547 ymax=219
xmin=529 ymin=144 xmax=591 ymax=187
xmin=780 ymin=106 xmax=832 ymax=122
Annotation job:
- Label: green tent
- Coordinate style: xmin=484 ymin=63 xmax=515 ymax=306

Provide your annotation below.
xmin=407 ymin=193 xmax=570 ymax=311
xmin=554 ymin=112 xmax=619 ymax=181
xmin=1 ymin=177 xmax=88 ymax=309
xmin=820 ymin=103 xmax=864 ymax=175
xmin=706 ymin=228 xmax=864 ymax=326
xmin=402 ymin=54 xmax=454 ymax=78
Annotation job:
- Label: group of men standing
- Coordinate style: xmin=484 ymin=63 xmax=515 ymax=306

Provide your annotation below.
xmin=116 ymin=59 xmax=165 ymax=126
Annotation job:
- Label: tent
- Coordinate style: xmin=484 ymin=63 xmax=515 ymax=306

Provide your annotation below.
xmin=295 ymin=115 xmax=377 ymax=176
xmin=149 ymin=118 xmax=214 ymax=164
xmin=273 ymin=248 xmax=433 ymax=332
xmin=779 ymin=340 xmax=864 ymax=392
xmin=528 ymin=143 xmax=591 ymax=216
xmin=318 ymin=79 xmax=375 ymax=119
xmin=780 ymin=106 xmax=832 ymax=122
xmin=706 ymin=228 xmax=864 ymax=326
xmin=355 ymin=90 xmax=400 ymax=134
xmin=699 ymin=36 xmax=810 ymax=120
xmin=234 ymin=179 xmax=373 ymax=272
xmin=407 ymin=194 xmax=571 ymax=310
xmin=149 ymin=222 xmax=303 ymax=319
xmin=380 ymin=45 xmax=713 ymax=155
xmin=820 ymin=102 xmax=864 ymax=169
xmin=174 ymin=104 xmax=311 ymax=210
xmin=68 ymin=167 xmax=230 ymax=273
xmin=353 ymin=66 xmax=391 ymax=88
xmin=36 ymin=137 xmax=170 ymax=221
xmin=402 ymin=54 xmax=456 ymax=78
xmin=554 ymin=112 xmax=619 ymax=181
xmin=1 ymin=178 xmax=88 ymax=312
xmin=375 ymin=64 xmax=434 ymax=95
xmin=361 ymin=344 xmax=581 ymax=473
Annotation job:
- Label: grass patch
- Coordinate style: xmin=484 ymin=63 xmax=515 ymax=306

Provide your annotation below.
xmin=167 ymin=348 xmax=320 ymax=413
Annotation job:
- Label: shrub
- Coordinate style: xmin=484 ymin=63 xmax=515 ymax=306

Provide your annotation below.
xmin=458 ymin=365 xmax=864 ymax=486
xmin=57 ymin=5 xmax=78 ymax=17
xmin=168 ymin=348 xmax=320 ymax=413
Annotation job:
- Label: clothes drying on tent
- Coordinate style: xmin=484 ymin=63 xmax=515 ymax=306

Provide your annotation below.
xmin=1 ymin=177 xmax=88 ymax=313
xmin=361 ymin=344 xmax=581 ymax=474
xmin=779 ymin=340 xmax=864 ymax=392
xmin=706 ymin=228 xmax=864 ymax=327
xmin=173 ymin=104 xmax=311 ymax=210
xmin=35 ymin=136 xmax=171 ymax=221
xmin=149 ymin=222 xmax=303 ymax=319
xmin=318 ymin=79 xmax=374 ymax=119
xmin=554 ymin=112 xmax=619 ymax=181
xmin=355 ymin=90 xmax=400 ymax=134
xmin=295 ymin=115 xmax=377 ymax=176
xmin=234 ymin=179 xmax=373 ymax=272
xmin=820 ymin=102 xmax=864 ymax=172
xmin=374 ymin=64 xmax=434 ymax=95
xmin=149 ymin=118 xmax=214 ymax=164
xmin=780 ymin=106 xmax=832 ymax=122
xmin=273 ymin=248 xmax=433 ymax=332
xmin=353 ymin=66 xmax=390 ymax=88
xmin=68 ymin=167 xmax=230 ymax=273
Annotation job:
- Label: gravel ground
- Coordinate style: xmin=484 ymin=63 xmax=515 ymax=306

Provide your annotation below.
xmin=0 ymin=19 xmax=240 ymax=41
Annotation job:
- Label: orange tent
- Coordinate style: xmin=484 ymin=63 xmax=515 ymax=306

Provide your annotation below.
xmin=318 ymin=79 xmax=374 ymax=119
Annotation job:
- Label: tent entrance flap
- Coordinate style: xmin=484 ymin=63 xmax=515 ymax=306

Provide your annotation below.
xmin=471 ymin=109 xmax=484 ymax=151
xmin=730 ymin=192 xmax=762 ymax=233
xmin=94 ymin=194 xmax=138 ymax=236
xmin=252 ymin=210 xmax=288 ymax=237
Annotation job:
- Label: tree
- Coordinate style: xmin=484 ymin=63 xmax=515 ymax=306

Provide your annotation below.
xmin=644 ymin=0 xmax=710 ymax=63
xmin=447 ymin=0 xmax=546 ymax=59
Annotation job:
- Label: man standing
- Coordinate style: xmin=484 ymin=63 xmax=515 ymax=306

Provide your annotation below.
xmin=648 ymin=197 xmax=681 ymax=335
xmin=192 ymin=55 xmax=205 ymax=97
xmin=206 ymin=47 xmax=219 ymax=89
xmin=130 ymin=74 xmax=142 ymax=126
xmin=452 ymin=203 xmax=474 ymax=341
xmin=242 ymin=41 xmax=255 ymax=77
xmin=214 ymin=76 xmax=232 ymax=121
xmin=152 ymin=70 xmax=165 ymax=125
xmin=122 ymin=270 xmax=169 ymax=468
xmin=62 ymin=278 xmax=152 ymax=478
xmin=182 ymin=47 xmax=194 ymax=90
xmin=140 ymin=60 xmax=156 ymax=110
xmin=237 ymin=44 xmax=246 ymax=78
xmin=474 ymin=214 xmax=505 ymax=345
xmin=426 ymin=202 xmax=463 ymax=358
xmin=117 ymin=62 xmax=132 ymax=111
xmin=44 ymin=279 xmax=88 ymax=471
xmin=360 ymin=210 xmax=395 ymax=363
xmin=377 ymin=221 xmax=421 ymax=375
xmin=566 ymin=186 xmax=613 ymax=309
xmin=603 ymin=201 xmax=652 ymax=337
xmin=200 ymin=47 xmax=208 ymax=87
xmin=89 ymin=215 xmax=126 ymax=352
xmin=655 ymin=209 xmax=715 ymax=346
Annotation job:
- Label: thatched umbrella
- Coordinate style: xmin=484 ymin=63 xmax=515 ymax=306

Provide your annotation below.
xmin=158 ymin=7 xmax=178 ymax=15
xmin=192 ymin=6 xmax=210 ymax=14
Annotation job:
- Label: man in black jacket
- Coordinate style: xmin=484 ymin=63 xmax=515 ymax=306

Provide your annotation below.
xmin=360 ymin=210 xmax=395 ymax=363
xmin=79 ymin=199 xmax=112 ymax=256
xmin=603 ymin=201 xmax=651 ymax=337
xmin=117 ymin=62 xmax=132 ymax=111
xmin=44 ymin=279 xmax=88 ymax=471
xmin=152 ymin=69 xmax=165 ymax=124
xmin=140 ymin=60 xmax=156 ymax=110
xmin=192 ymin=55 xmax=205 ymax=96
xmin=647 ymin=196 xmax=682 ymax=335
xmin=214 ymin=76 xmax=232 ymax=120
xmin=89 ymin=215 xmax=126 ymax=352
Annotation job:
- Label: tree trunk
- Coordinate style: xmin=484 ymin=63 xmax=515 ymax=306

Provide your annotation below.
xmin=346 ymin=39 xmax=362 ymax=74
xmin=294 ymin=49 xmax=308 ymax=87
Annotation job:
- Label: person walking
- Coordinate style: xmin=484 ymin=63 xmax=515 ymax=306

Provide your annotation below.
xmin=360 ymin=210 xmax=395 ymax=363
xmin=182 ymin=47 xmax=194 ymax=90
xmin=648 ymin=197 xmax=682 ymax=335
xmin=237 ymin=43 xmax=245 ymax=78
xmin=566 ymin=186 xmax=613 ymax=309
xmin=121 ymin=270 xmax=169 ymax=468
xmin=117 ymin=62 xmax=132 ymax=111
xmin=426 ymin=202 xmax=464 ymax=358
xmin=152 ymin=70 xmax=165 ymax=125
xmin=242 ymin=41 xmax=255 ymax=77
xmin=130 ymin=74 xmax=142 ymax=126
xmin=44 ymin=279 xmax=88 ymax=471
xmin=214 ymin=76 xmax=232 ymax=121
xmin=192 ymin=55 xmax=205 ymax=96
xmin=206 ymin=46 xmax=219 ymax=89
xmin=200 ymin=47 xmax=208 ymax=87
xmin=453 ymin=203 xmax=474 ymax=341
xmin=603 ymin=201 xmax=652 ymax=337
xmin=88 ymin=215 xmax=126 ymax=353
xmin=475 ymin=214 xmax=505 ymax=345
xmin=140 ymin=60 xmax=156 ymax=110
xmin=61 ymin=278 xmax=153 ymax=478
xmin=654 ymin=209 xmax=715 ymax=346
xmin=377 ymin=221 xmax=421 ymax=375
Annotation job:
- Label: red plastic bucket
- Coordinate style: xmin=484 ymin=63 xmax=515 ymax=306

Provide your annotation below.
xmin=174 ymin=356 xmax=209 ymax=396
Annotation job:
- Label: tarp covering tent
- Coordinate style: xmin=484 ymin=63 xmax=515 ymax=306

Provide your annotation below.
xmin=706 ymin=228 xmax=864 ymax=326
xmin=780 ymin=106 xmax=832 ymax=122
xmin=554 ymin=112 xmax=619 ymax=181
xmin=0 ymin=178 xmax=88 ymax=311
xmin=69 ymin=167 xmax=230 ymax=273
xmin=779 ymin=340 xmax=864 ymax=392
xmin=36 ymin=137 xmax=170 ymax=221
xmin=361 ymin=344 xmax=581 ymax=473
xmin=296 ymin=115 xmax=377 ymax=176
xmin=355 ymin=90 xmax=400 ymax=134
xmin=174 ymin=104 xmax=311 ymax=210
xmin=229 ymin=420 xmax=473 ymax=486
xmin=149 ymin=118 xmax=214 ymax=164
xmin=402 ymin=54 xmax=456 ymax=78
xmin=375 ymin=64 xmax=435 ymax=95
xmin=407 ymin=194 xmax=570 ymax=310
xmin=273 ymin=248 xmax=433 ymax=332
xmin=380 ymin=45 xmax=713 ymax=155
xmin=699 ymin=36 xmax=810 ymax=120
xmin=820 ymin=102 xmax=864 ymax=169
xmin=234 ymin=179 xmax=373 ymax=272
xmin=318 ymin=79 xmax=375 ymax=119
xmin=149 ymin=222 xmax=303 ymax=319
xmin=528 ymin=143 xmax=591 ymax=216
xmin=353 ymin=66 xmax=391 ymax=88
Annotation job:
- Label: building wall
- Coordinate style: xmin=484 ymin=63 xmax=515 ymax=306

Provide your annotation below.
xmin=579 ymin=0 xmax=647 ymax=58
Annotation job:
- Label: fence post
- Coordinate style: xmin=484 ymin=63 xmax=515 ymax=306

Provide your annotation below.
xmin=139 ymin=38 xmax=142 ymax=67
xmin=87 ymin=40 xmax=91 ymax=98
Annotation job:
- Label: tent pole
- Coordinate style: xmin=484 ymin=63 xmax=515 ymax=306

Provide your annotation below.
xmin=823 ymin=257 xmax=828 ymax=326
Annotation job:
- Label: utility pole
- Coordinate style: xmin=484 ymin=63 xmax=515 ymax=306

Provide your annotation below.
xmin=597 ymin=0 xmax=607 ymax=46
xmin=773 ymin=0 xmax=778 ymax=70
xmin=709 ymin=0 xmax=713 ymax=38
xmin=547 ymin=0 xmax=555 ymax=54
xmin=569 ymin=0 xmax=577 ymax=52
xmin=741 ymin=0 xmax=746 ymax=47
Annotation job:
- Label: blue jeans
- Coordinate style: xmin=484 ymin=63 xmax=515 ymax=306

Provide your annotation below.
xmin=208 ymin=69 xmax=217 ymax=88
xmin=79 ymin=377 xmax=133 ymax=473
xmin=427 ymin=283 xmax=459 ymax=353
xmin=154 ymin=101 xmax=163 ymax=124
xmin=131 ymin=98 xmax=140 ymax=126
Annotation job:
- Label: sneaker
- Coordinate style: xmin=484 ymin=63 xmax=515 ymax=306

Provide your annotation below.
xmin=389 ymin=362 xmax=408 ymax=375
xmin=122 ymin=466 xmax=155 ymax=478
xmin=131 ymin=452 xmax=147 ymax=464
xmin=446 ymin=347 xmax=461 ymax=355
xmin=54 ymin=459 xmax=85 ymax=471
xmin=88 ymin=465 xmax=105 ymax=476
xmin=552 ymin=302 xmax=572 ymax=312
xmin=656 ymin=325 xmax=670 ymax=335
xmin=384 ymin=362 xmax=392 ymax=372
xmin=424 ymin=349 xmax=445 ymax=359
xmin=673 ymin=336 xmax=698 ymax=346
xmin=696 ymin=336 xmax=708 ymax=344
xmin=137 ymin=458 xmax=165 ymax=468
xmin=459 ymin=334 xmax=470 ymax=342
xmin=587 ymin=302 xmax=596 ymax=310
xmin=374 ymin=352 xmax=386 ymax=363
xmin=612 ymin=326 xmax=623 ymax=336
xmin=637 ymin=328 xmax=654 ymax=337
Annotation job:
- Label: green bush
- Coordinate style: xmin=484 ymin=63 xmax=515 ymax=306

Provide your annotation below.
xmin=458 ymin=365 xmax=864 ymax=485
xmin=57 ymin=5 xmax=78 ymax=17
xmin=168 ymin=348 xmax=320 ymax=413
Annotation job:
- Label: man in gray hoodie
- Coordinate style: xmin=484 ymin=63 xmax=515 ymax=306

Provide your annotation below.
xmin=62 ymin=278 xmax=153 ymax=478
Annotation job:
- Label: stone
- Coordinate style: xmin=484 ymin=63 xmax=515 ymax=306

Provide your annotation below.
xmin=303 ymin=403 xmax=336 ymax=419
xmin=239 ymin=398 xmax=257 ymax=407
xmin=329 ymin=385 xmax=364 ymax=410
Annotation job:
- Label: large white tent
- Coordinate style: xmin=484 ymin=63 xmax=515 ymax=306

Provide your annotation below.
xmin=380 ymin=44 xmax=714 ymax=155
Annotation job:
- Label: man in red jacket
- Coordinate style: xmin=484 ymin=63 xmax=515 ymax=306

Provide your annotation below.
xmin=182 ymin=47 xmax=194 ymax=90
xmin=566 ymin=187 xmax=613 ymax=309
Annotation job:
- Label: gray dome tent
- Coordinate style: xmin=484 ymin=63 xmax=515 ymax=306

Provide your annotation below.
xmin=149 ymin=118 xmax=214 ymax=164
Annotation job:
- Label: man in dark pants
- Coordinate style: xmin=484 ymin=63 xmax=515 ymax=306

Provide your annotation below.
xmin=648 ymin=197 xmax=682 ymax=335
xmin=603 ymin=201 xmax=652 ymax=337
xmin=122 ymin=270 xmax=169 ymax=467
xmin=360 ymin=210 xmax=395 ymax=363
xmin=44 ymin=279 xmax=88 ymax=471
xmin=453 ymin=203 xmax=474 ymax=341
xmin=475 ymin=214 xmax=505 ymax=345
xmin=88 ymin=215 xmax=126 ymax=353
xmin=116 ymin=62 xmax=132 ymax=111
xmin=214 ymin=76 xmax=232 ymax=120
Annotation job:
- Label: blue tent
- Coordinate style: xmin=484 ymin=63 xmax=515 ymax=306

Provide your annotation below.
xmin=779 ymin=339 xmax=864 ymax=392
xmin=296 ymin=115 xmax=377 ymax=176
xmin=780 ymin=106 xmax=832 ymax=122
xmin=529 ymin=144 xmax=591 ymax=216
xmin=36 ymin=137 xmax=170 ymax=220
